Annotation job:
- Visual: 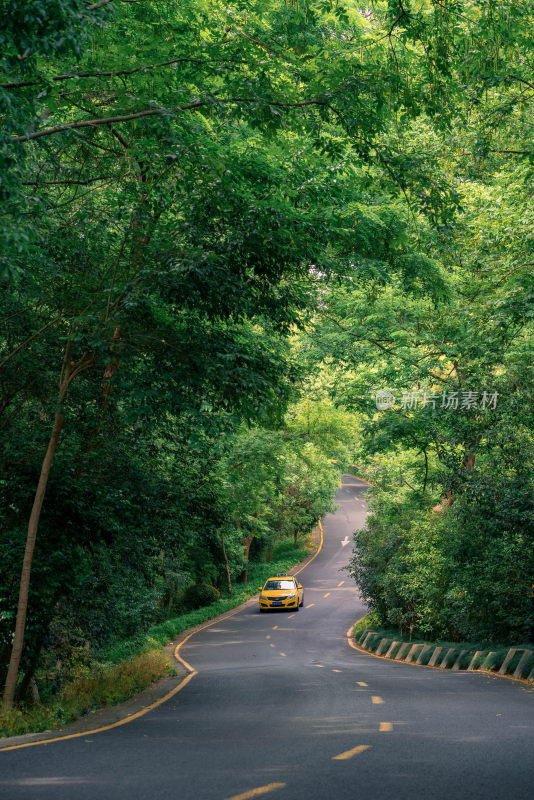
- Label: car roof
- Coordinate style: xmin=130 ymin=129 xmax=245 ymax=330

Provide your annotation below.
xmin=264 ymin=576 xmax=296 ymax=583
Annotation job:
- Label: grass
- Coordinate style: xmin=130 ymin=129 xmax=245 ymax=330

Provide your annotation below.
xmin=504 ymin=649 xmax=525 ymax=674
xmin=0 ymin=537 xmax=313 ymax=739
xmin=387 ymin=642 xmax=403 ymax=659
xmin=481 ymin=649 xmax=509 ymax=672
xmin=519 ymin=652 xmax=534 ymax=679
xmin=0 ymin=650 xmax=171 ymax=739
xmin=417 ymin=646 xmax=434 ymax=666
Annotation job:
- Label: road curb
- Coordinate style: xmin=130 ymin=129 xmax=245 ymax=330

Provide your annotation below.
xmin=347 ymin=624 xmax=534 ymax=688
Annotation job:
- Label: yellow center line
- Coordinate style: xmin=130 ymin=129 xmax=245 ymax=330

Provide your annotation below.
xmin=371 ymin=696 xmax=383 ymax=704
xmin=356 ymin=681 xmax=367 ymax=687
xmin=270 ymin=643 xmax=275 ymax=648
xmin=380 ymin=722 xmax=393 ymax=732
xmin=323 ymin=592 xmax=331 ymax=598
xmin=288 ymin=614 xmax=295 ymax=619
xmin=332 ymin=744 xmax=371 ymax=761
xmin=225 ymin=782 xmax=286 ymax=800
xmin=305 ymin=603 xmax=314 ymax=609
xmin=272 ymin=625 xmax=278 ymax=630
xmin=332 ymin=669 xmax=342 ymax=673
xmin=280 ymin=652 xmax=286 ymax=657
xmin=337 ymin=581 xmax=344 ymax=587
xmin=265 ymin=635 xmax=270 ymax=639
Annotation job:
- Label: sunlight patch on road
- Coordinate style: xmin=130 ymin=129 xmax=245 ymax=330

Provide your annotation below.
xmin=225 ymin=782 xmax=286 ymax=800
xmin=204 ymin=628 xmax=231 ymax=633
xmin=4 ymin=778 xmax=92 ymax=786
xmin=332 ymin=744 xmax=371 ymax=760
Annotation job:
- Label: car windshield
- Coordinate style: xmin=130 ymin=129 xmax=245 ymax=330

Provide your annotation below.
xmin=263 ymin=580 xmax=295 ymax=591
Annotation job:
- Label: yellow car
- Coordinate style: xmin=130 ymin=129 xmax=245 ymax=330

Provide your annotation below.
xmin=258 ymin=574 xmax=304 ymax=612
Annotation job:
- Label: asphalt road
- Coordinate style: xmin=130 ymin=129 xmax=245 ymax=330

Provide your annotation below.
xmin=2 ymin=475 xmax=534 ymax=800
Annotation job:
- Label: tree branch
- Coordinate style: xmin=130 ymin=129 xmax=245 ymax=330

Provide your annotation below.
xmin=318 ymin=310 xmax=448 ymax=383
xmin=87 ymin=0 xmax=158 ymax=8
xmin=1 ymin=56 xmax=208 ymax=89
xmin=22 ymin=176 xmax=118 ymax=186
xmin=13 ymin=96 xmax=330 ymax=143
xmin=0 ymin=316 xmax=63 ymax=371
xmin=490 ymin=149 xmax=530 ymax=155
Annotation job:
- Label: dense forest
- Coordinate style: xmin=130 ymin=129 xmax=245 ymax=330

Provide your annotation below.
xmin=1 ymin=0 xmax=533 ymax=718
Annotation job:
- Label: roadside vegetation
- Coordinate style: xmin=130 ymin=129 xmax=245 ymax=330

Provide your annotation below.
xmin=1 ymin=0 xmax=533 ymax=723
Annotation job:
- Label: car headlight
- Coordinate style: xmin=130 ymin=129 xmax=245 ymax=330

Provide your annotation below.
xmin=287 ymin=592 xmax=296 ymax=598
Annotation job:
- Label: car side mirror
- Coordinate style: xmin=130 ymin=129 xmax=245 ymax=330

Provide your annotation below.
xmin=298 ymin=584 xmax=302 ymax=590
xmin=258 ymin=586 xmax=262 ymax=591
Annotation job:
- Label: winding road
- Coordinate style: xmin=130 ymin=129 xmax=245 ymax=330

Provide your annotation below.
xmin=2 ymin=475 xmax=534 ymax=799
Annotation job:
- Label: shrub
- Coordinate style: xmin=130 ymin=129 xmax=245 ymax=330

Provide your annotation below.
xmin=353 ymin=612 xmax=381 ymax=640
xmin=181 ymin=583 xmax=220 ymax=611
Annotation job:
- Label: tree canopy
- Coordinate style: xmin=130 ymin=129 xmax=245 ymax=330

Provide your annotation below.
xmin=1 ymin=0 xmax=533 ymax=709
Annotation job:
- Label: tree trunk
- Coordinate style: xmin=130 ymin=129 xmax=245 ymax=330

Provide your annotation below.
xmin=2 ymin=405 xmax=65 ymax=709
xmin=2 ymin=343 xmax=93 ymax=709
xmin=240 ymin=534 xmax=254 ymax=584
xmin=220 ymin=529 xmax=232 ymax=596
xmin=73 ymin=327 xmax=120 ymax=479
xmin=29 ymin=678 xmax=40 ymax=704
xmin=165 ymin=595 xmax=174 ymax=620
xmin=463 ymin=451 xmax=476 ymax=470
xmin=15 ymin=639 xmax=44 ymax=704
